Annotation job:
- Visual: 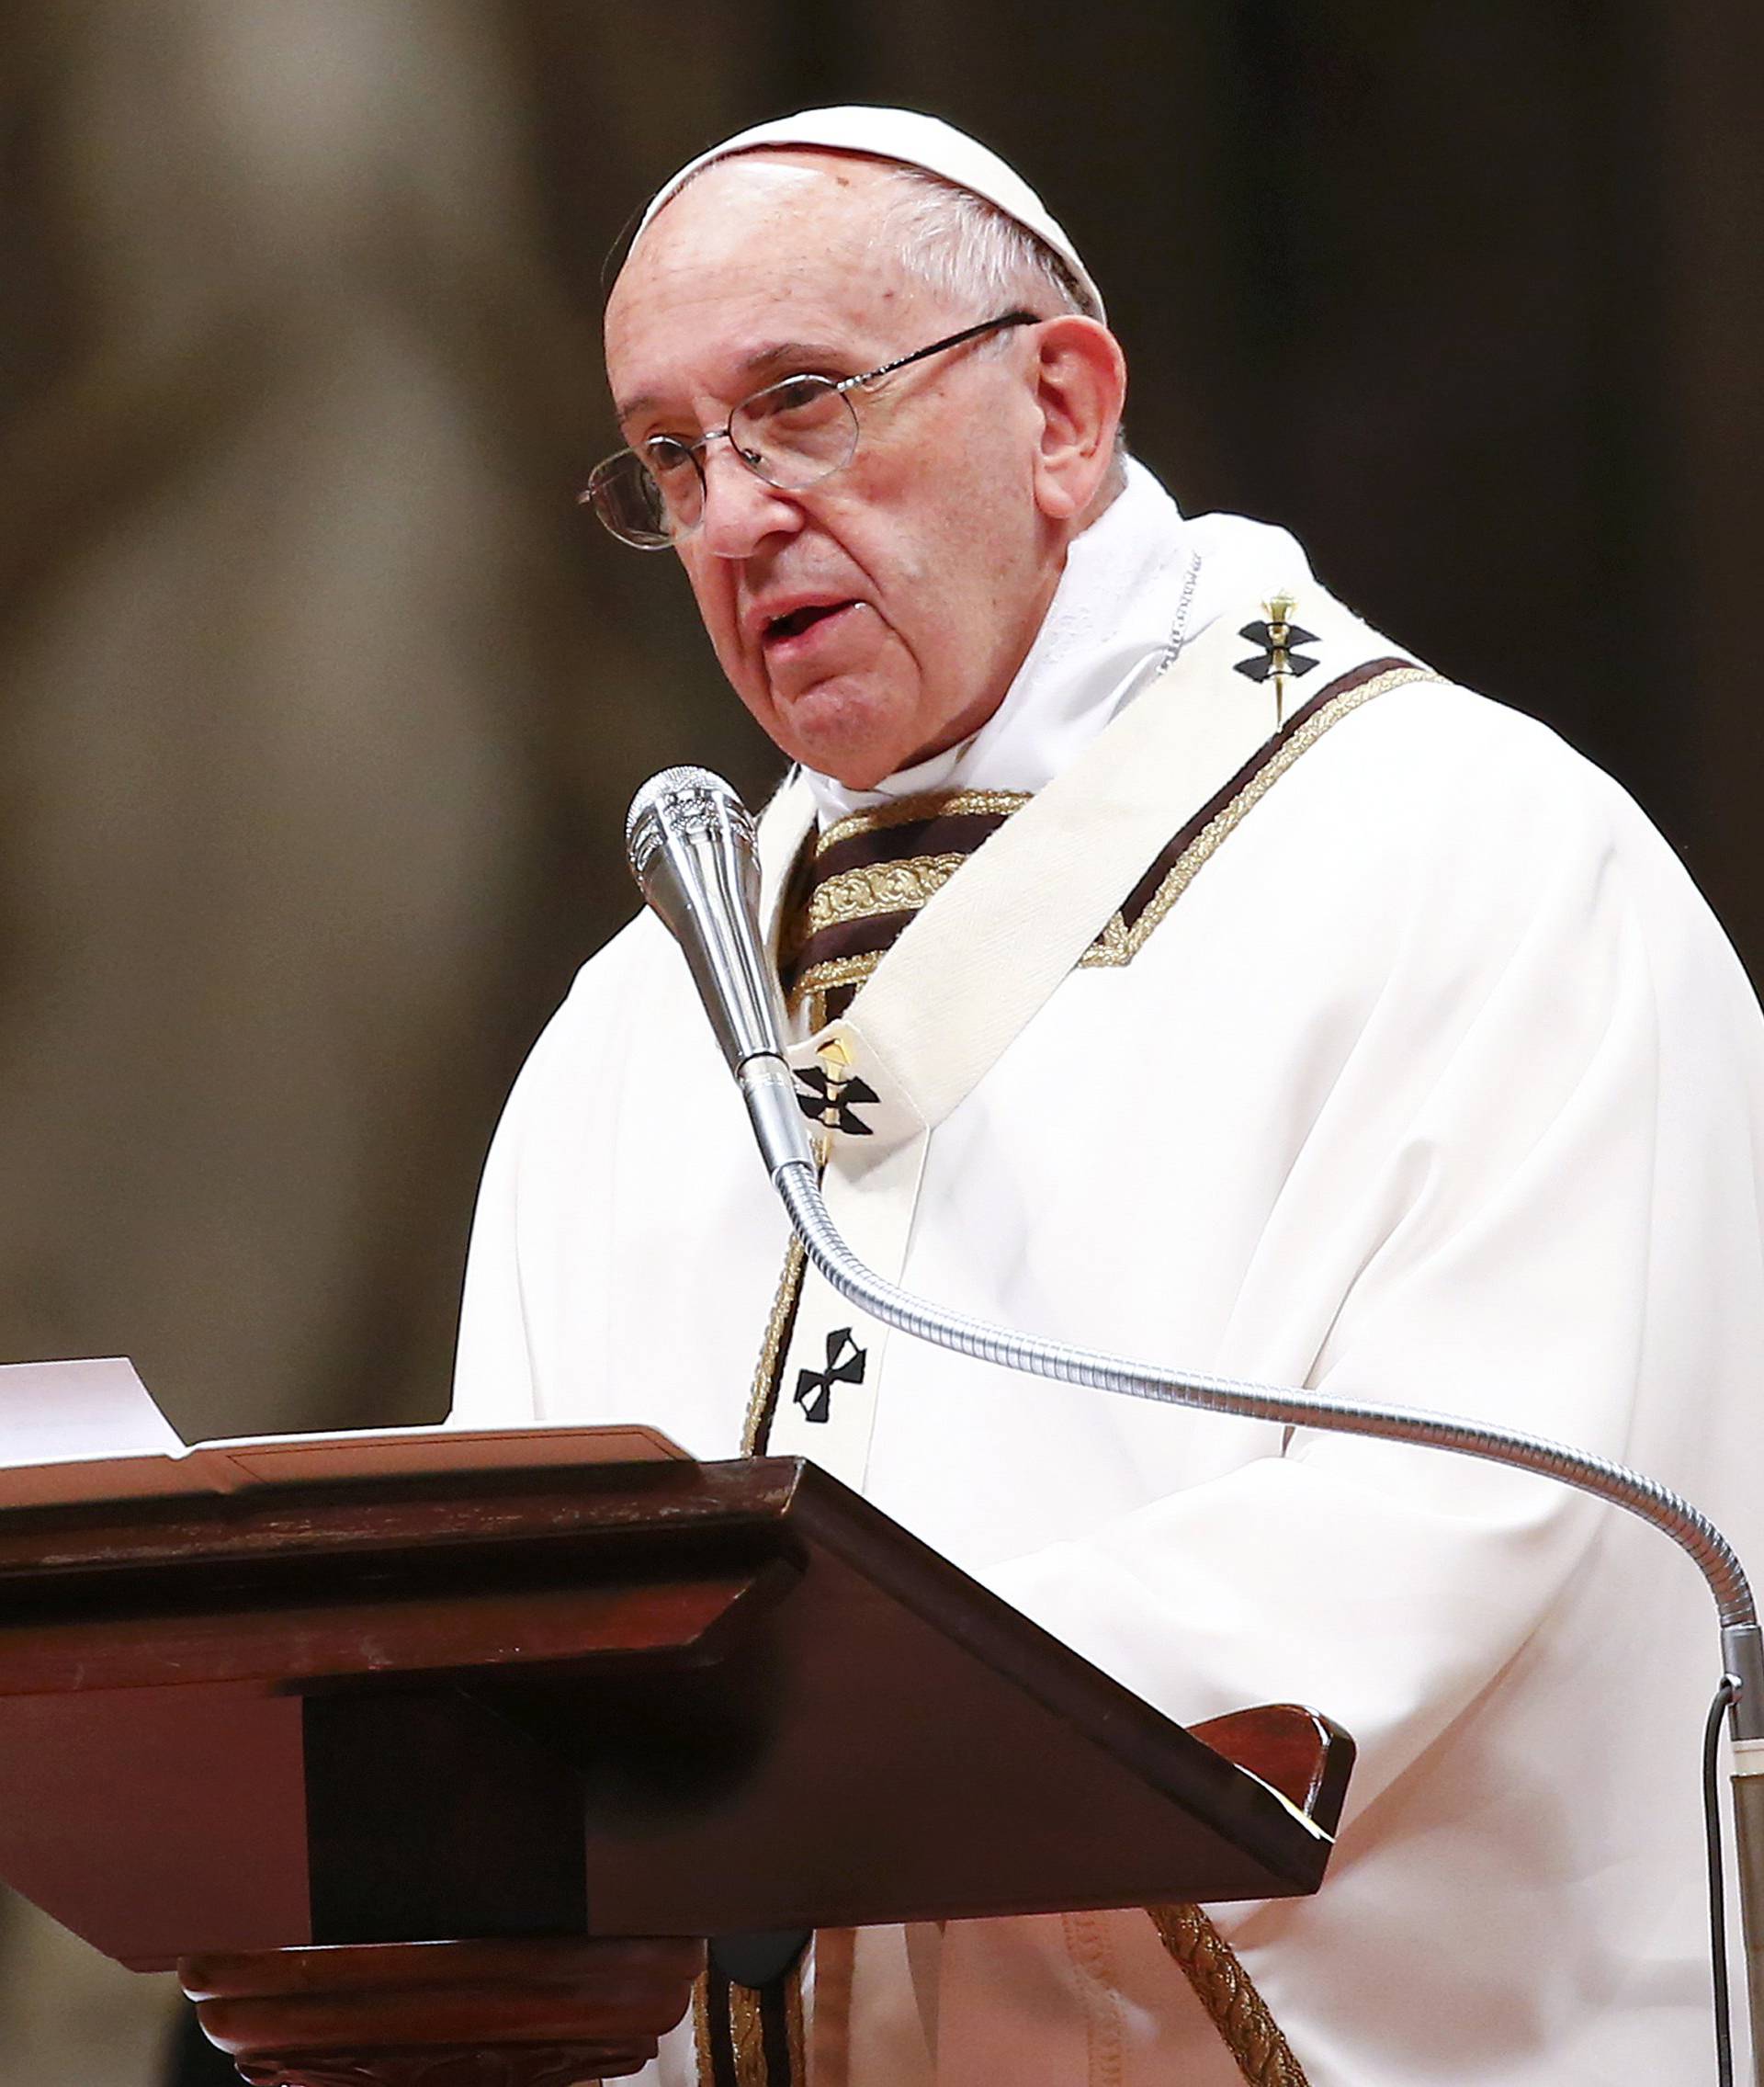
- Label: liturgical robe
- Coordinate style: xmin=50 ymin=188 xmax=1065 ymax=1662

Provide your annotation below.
xmin=452 ymin=463 xmax=1764 ymax=2084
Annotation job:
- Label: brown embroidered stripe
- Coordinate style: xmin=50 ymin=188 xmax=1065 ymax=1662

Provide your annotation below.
xmin=792 ymin=910 xmax=919 ymax=974
xmin=812 ymin=807 xmax=1016 ymax=882
xmin=781 ymin=803 xmax=1026 ymax=1004
xmin=784 ymin=869 xmax=1012 ymax=1004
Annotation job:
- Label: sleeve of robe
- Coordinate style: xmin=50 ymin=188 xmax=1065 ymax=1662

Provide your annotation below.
xmin=448 ymin=1016 xmax=550 ymax=1429
xmin=974 ymin=695 xmax=1764 ymax=1875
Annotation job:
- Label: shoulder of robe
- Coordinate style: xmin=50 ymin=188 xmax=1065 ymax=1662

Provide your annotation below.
xmin=1159 ymin=672 xmax=1758 ymax=1026
xmin=553 ymin=909 xmax=676 ymax=1018
xmin=493 ymin=911 xmax=699 ymax=1114
xmin=1292 ymin=675 xmax=1694 ymax=899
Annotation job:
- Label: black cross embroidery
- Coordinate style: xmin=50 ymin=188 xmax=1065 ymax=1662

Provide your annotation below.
xmin=794 ymin=1064 xmax=879 ymax=1137
xmin=1233 ymin=616 xmax=1320 ymax=685
xmin=793 ymin=1327 xmax=867 ymax=1424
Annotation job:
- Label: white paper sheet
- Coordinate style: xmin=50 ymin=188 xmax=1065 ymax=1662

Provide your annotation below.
xmin=0 ymin=1356 xmax=686 ymax=1510
xmin=0 ymin=1356 xmax=187 ymax=1466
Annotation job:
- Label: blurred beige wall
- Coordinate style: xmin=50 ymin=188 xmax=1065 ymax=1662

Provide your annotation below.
xmin=0 ymin=6 xmax=695 ymax=2076
xmin=2 ymin=0 xmax=582 ymax=1450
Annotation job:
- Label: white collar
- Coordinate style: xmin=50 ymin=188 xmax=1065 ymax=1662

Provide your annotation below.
xmin=805 ymin=458 xmax=1194 ymax=824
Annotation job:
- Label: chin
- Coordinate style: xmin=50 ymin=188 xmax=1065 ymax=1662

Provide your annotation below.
xmin=773 ymin=679 xmax=919 ymax=790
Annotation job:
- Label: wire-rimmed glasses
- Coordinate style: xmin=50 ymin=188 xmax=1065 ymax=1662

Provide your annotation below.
xmin=582 ymin=310 xmax=1038 ymax=550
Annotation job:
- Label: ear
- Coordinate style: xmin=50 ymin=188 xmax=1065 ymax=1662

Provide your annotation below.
xmin=1027 ymin=316 xmax=1127 ymax=523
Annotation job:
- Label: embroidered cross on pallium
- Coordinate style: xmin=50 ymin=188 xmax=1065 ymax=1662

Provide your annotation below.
xmin=793 ymin=1327 xmax=867 ymax=1423
xmin=794 ymin=1062 xmax=879 ymax=1137
xmin=1234 ymin=599 xmax=1320 ymax=686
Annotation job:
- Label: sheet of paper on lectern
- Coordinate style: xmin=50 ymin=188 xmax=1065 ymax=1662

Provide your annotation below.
xmin=0 ymin=1355 xmax=686 ymax=1510
xmin=0 ymin=1356 xmax=185 ymax=1465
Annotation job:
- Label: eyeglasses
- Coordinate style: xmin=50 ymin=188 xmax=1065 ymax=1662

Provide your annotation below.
xmin=582 ymin=310 xmax=1038 ymax=550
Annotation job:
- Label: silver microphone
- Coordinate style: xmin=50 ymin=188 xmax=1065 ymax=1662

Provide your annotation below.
xmin=626 ymin=766 xmax=817 ymax=1182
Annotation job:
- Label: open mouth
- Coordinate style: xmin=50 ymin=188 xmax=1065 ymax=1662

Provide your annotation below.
xmin=765 ymin=601 xmax=854 ymax=643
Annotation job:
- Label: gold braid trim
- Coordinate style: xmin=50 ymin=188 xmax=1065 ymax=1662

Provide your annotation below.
xmin=726 ymin=1976 xmax=807 ymax=2087
xmin=1148 ymin=1905 xmax=1311 ymax=2087
xmin=742 ymin=1233 xmax=807 ymax=1456
xmin=814 ymin=788 xmax=1028 ymax=852
xmin=807 ymin=851 xmax=967 ymax=933
xmin=729 ymin=1983 xmax=768 ymax=2087
xmin=788 ymin=947 xmax=882 ymax=1014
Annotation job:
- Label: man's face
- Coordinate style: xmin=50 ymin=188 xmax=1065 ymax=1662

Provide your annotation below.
xmin=604 ymin=153 xmax=1065 ymax=789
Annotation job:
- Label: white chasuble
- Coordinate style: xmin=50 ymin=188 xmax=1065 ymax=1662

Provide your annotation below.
xmin=450 ymin=516 xmax=1764 ymax=2086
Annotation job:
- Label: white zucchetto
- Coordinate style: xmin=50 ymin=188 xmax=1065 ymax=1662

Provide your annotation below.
xmin=632 ymin=105 xmax=1106 ymax=323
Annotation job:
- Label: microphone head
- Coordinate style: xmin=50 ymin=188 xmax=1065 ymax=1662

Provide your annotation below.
xmin=625 ymin=765 xmax=783 ymax=1072
xmin=625 ymin=766 xmax=755 ymax=896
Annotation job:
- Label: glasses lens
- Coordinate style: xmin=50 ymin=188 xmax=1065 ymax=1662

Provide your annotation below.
xmin=731 ymin=377 xmax=857 ymax=491
xmin=640 ymin=437 xmax=708 ymax=537
xmin=582 ymin=450 xmax=677 ymax=549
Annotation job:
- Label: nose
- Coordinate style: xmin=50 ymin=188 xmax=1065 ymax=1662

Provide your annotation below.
xmin=695 ymin=442 xmax=803 ymax=560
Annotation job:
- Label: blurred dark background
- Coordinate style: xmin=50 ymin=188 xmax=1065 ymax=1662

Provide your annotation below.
xmin=0 ymin=4 xmax=1758 ymax=2076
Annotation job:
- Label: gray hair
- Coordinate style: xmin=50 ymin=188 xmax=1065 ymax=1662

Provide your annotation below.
xmin=876 ymin=164 xmax=1125 ymax=482
xmin=876 ymin=164 xmax=1099 ymax=321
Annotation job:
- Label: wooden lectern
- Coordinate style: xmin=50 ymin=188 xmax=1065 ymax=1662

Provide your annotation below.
xmin=0 ymin=1449 xmax=1352 ymax=2083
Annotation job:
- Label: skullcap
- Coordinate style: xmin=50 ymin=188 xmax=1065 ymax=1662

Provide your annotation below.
xmin=633 ymin=106 xmax=1105 ymax=324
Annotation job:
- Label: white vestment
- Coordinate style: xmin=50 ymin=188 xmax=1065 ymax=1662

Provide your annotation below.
xmin=452 ymin=465 xmax=1764 ymax=2084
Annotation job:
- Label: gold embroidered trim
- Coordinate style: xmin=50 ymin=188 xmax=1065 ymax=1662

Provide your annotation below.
xmin=742 ymin=1233 xmax=807 ymax=1456
xmin=729 ymin=1983 xmax=768 ymax=2087
xmin=1080 ymin=664 xmax=1436 ymax=970
xmin=808 ymin=851 xmax=967 ymax=933
xmin=814 ymin=788 xmax=1029 ymax=853
xmin=1148 ymin=1905 xmax=1311 ymax=2086
xmin=723 ymin=1977 xmax=806 ymax=2087
xmin=787 ymin=949 xmax=881 ymax=1015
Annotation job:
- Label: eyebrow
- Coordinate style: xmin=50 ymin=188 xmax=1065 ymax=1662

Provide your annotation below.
xmin=615 ymin=340 xmax=858 ymax=427
xmin=740 ymin=339 xmax=852 ymax=377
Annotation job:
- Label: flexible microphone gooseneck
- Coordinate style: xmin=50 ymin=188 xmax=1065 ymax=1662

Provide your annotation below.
xmin=628 ymin=763 xmax=1764 ymax=2084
